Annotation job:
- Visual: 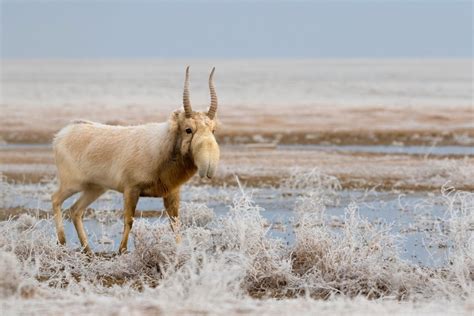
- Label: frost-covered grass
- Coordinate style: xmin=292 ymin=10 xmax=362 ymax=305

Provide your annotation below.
xmin=0 ymin=172 xmax=472 ymax=315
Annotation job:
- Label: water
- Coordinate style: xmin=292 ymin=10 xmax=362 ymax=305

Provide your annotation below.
xmin=1 ymin=141 xmax=467 ymax=267
xmin=1 ymin=143 xmax=472 ymax=157
xmin=278 ymin=144 xmax=474 ymax=156
xmin=0 ymin=144 xmax=52 ymax=150
xmin=2 ymin=59 xmax=471 ymax=108
xmin=14 ymin=186 xmax=449 ymax=267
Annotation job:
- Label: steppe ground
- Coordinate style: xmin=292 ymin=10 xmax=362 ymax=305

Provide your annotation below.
xmin=0 ymin=59 xmax=473 ymax=315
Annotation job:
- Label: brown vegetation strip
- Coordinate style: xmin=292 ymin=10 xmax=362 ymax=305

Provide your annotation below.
xmin=3 ymin=170 xmax=474 ymax=193
xmin=2 ymin=104 xmax=473 ymax=145
xmin=2 ymin=128 xmax=473 ymax=146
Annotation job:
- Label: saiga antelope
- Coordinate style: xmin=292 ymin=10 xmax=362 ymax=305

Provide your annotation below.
xmin=52 ymin=67 xmax=220 ymax=254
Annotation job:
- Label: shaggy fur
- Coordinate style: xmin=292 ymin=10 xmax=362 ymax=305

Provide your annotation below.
xmin=51 ymin=68 xmax=220 ymax=254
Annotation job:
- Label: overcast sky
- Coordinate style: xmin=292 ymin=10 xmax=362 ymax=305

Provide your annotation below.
xmin=1 ymin=1 xmax=472 ymax=58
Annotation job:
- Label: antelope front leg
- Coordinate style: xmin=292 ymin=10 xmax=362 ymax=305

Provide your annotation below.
xmin=164 ymin=189 xmax=181 ymax=242
xmin=119 ymin=188 xmax=139 ymax=254
xmin=52 ymin=188 xmax=77 ymax=245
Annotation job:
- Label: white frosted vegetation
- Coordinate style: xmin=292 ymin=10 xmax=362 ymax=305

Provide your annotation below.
xmin=0 ymin=173 xmax=472 ymax=315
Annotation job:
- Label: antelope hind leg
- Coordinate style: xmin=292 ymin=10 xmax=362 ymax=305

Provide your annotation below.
xmin=70 ymin=187 xmax=105 ymax=254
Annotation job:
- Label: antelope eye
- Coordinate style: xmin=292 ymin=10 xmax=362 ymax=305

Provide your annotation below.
xmin=185 ymin=128 xmax=193 ymax=134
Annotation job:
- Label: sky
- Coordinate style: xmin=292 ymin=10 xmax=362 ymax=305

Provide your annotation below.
xmin=1 ymin=1 xmax=472 ymax=59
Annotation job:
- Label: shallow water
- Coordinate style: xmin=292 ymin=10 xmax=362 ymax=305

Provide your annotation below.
xmin=2 ymin=143 xmax=472 ymax=157
xmin=279 ymin=144 xmax=474 ymax=156
xmin=0 ymin=143 xmax=52 ymax=150
xmin=13 ymin=186 xmax=449 ymax=267
xmin=2 ymin=138 xmax=465 ymax=268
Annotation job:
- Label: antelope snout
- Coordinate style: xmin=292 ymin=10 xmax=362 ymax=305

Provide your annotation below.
xmin=194 ymin=138 xmax=220 ymax=179
xmin=198 ymin=161 xmax=217 ymax=179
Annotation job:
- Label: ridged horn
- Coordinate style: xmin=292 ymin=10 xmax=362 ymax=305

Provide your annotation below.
xmin=183 ymin=66 xmax=192 ymax=118
xmin=207 ymin=67 xmax=218 ymax=119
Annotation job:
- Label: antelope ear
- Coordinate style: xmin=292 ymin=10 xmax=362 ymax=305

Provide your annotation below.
xmin=169 ymin=110 xmax=181 ymax=129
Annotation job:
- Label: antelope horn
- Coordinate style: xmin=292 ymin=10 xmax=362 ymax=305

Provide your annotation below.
xmin=183 ymin=66 xmax=192 ymax=118
xmin=207 ymin=67 xmax=218 ymax=119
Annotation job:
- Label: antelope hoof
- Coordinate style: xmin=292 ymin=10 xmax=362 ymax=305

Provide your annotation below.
xmin=82 ymin=247 xmax=94 ymax=257
xmin=57 ymin=232 xmax=66 ymax=245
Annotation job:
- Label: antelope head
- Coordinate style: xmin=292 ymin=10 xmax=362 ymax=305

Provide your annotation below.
xmin=176 ymin=66 xmax=220 ymax=179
